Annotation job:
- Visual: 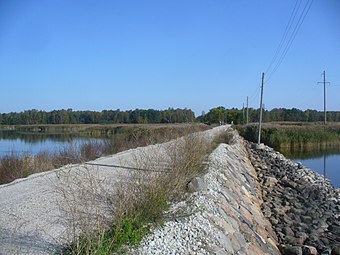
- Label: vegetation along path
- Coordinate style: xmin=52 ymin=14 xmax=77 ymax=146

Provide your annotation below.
xmin=0 ymin=125 xmax=228 ymax=254
xmin=1 ymin=125 xmax=339 ymax=254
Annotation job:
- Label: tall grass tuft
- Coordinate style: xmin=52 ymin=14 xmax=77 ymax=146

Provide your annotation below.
xmin=0 ymin=151 xmax=56 ymax=184
xmin=62 ymin=129 xmax=229 ymax=254
xmin=0 ymin=152 xmax=27 ymax=183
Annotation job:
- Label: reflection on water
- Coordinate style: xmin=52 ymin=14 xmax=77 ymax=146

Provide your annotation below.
xmin=277 ymin=145 xmax=340 ymax=188
xmin=0 ymin=130 xmax=77 ymax=143
xmin=280 ymin=147 xmax=340 ymax=160
xmin=291 ymin=153 xmax=340 ymax=188
xmin=0 ymin=131 xmax=105 ymax=156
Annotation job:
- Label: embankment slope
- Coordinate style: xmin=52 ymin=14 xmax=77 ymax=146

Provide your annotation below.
xmin=130 ymin=131 xmax=339 ymax=255
xmin=248 ymin=143 xmax=340 ymax=254
xmin=129 ymin=131 xmax=280 ymax=254
xmin=1 ymin=126 xmax=338 ymax=254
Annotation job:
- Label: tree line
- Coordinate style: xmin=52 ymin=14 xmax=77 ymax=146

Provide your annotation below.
xmin=1 ymin=107 xmax=339 ymax=126
xmin=0 ymin=108 xmax=195 ymax=125
xmin=199 ymin=107 xmax=340 ymax=124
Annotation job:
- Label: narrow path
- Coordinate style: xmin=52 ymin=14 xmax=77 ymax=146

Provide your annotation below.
xmin=0 ymin=125 xmax=228 ymax=255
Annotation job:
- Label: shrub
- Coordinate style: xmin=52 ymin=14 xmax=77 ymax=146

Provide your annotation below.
xmin=0 ymin=152 xmax=26 ymax=183
xmin=64 ymin=129 xmax=218 ymax=254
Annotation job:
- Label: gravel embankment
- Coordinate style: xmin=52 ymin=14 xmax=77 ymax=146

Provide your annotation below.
xmin=4 ymin=125 xmax=337 ymax=255
xmin=129 ymin=131 xmax=280 ymax=255
xmin=247 ymin=142 xmax=340 ymax=255
xmin=0 ymin=125 xmax=228 ymax=255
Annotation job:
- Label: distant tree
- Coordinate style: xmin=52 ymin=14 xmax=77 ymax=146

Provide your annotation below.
xmin=2 ymin=107 xmax=339 ymax=126
xmin=201 ymin=106 xmax=228 ymax=124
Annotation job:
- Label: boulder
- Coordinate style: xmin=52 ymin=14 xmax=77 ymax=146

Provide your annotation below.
xmin=302 ymin=245 xmax=318 ymax=255
xmin=332 ymin=246 xmax=340 ymax=255
xmin=265 ymin=177 xmax=278 ymax=187
xmin=282 ymin=245 xmax=303 ymax=255
xmin=295 ymin=232 xmax=308 ymax=244
xmin=285 ymin=236 xmax=305 ymax=246
xmin=187 ymin=177 xmax=207 ymax=193
xmin=283 ymin=227 xmax=295 ymax=237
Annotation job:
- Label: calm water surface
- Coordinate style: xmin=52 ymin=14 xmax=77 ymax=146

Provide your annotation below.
xmin=292 ymin=154 xmax=340 ymax=188
xmin=0 ymin=131 xmax=106 ymax=156
xmin=282 ymin=147 xmax=340 ymax=188
xmin=1 ymin=131 xmax=339 ymax=187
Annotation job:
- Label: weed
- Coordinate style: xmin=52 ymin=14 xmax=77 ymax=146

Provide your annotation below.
xmin=213 ymin=129 xmax=234 ymax=146
xmin=2 ymin=125 xmax=225 ymax=254
xmin=80 ymin=141 xmax=105 ymax=161
xmin=0 ymin=152 xmax=26 ymax=183
xmin=61 ymin=129 xmax=219 ymax=254
xmin=0 ymin=124 xmax=211 ymax=185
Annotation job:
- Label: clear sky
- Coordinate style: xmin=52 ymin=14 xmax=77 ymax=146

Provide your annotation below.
xmin=1 ymin=0 xmax=339 ymax=116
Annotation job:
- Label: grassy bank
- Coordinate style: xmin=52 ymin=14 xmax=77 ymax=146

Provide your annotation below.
xmin=0 ymin=124 xmax=210 ymax=185
xmin=237 ymin=122 xmax=340 ymax=155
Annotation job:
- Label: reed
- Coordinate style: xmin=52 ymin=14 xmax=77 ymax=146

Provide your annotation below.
xmin=0 ymin=124 xmax=211 ymax=185
xmin=237 ymin=123 xmax=340 ymax=153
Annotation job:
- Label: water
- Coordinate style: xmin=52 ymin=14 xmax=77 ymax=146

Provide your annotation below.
xmin=292 ymin=154 xmax=340 ymax=188
xmin=1 ymin=131 xmax=339 ymax=187
xmin=0 ymin=131 xmax=106 ymax=157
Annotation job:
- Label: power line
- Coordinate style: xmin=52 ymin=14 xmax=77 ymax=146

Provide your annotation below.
xmin=265 ymin=0 xmax=302 ymax=75
xmin=245 ymin=0 xmax=314 ymax=115
xmin=249 ymin=83 xmax=261 ymax=105
xmin=266 ymin=0 xmax=313 ymax=83
xmin=265 ymin=0 xmax=314 ymax=83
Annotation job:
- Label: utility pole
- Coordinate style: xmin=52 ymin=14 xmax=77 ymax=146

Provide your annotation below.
xmin=323 ymin=71 xmax=326 ymax=125
xmin=242 ymin=103 xmax=245 ymax=124
xmin=317 ymin=71 xmax=330 ymax=125
xmin=258 ymin=73 xmax=264 ymax=145
xmin=323 ymin=155 xmax=326 ymax=181
xmin=246 ymin=96 xmax=249 ymax=125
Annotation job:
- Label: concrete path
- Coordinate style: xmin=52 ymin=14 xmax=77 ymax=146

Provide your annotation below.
xmin=0 ymin=125 xmax=228 ymax=254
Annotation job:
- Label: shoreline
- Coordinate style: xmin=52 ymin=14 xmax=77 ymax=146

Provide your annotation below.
xmin=247 ymin=142 xmax=340 ymax=254
xmin=236 ymin=123 xmax=340 ymax=155
xmin=129 ymin=132 xmax=340 ymax=254
xmin=129 ymin=131 xmax=281 ymax=254
xmin=1 ymin=127 xmax=339 ymax=254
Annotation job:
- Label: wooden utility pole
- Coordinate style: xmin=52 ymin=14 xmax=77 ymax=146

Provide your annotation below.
xmin=258 ymin=73 xmax=264 ymax=145
xmin=323 ymin=71 xmax=326 ymax=125
xmin=317 ymin=71 xmax=330 ymax=125
xmin=242 ymin=103 xmax=245 ymax=124
xmin=323 ymin=155 xmax=326 ymax=180
xmin=246 ymin=96 xmax=249 ymax=125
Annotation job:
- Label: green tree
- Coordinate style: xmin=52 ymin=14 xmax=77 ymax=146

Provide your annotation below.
xmin=203 ymin=106 xmax=228 ymax=124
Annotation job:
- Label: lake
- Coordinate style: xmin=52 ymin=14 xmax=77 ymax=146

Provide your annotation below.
xmin=1 ymin=131 xmax=339 ymax=188
xmin=281 ymin=148 xmax=340 ymax=188
xmin=291 ymin=154 xmax=340 ymax=188
xmin=0 ymin=131 xmax=106 ymax=157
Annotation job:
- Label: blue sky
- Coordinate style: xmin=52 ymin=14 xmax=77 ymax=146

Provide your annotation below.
xmin=1 ymin=0 xmax=339 ymax=116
